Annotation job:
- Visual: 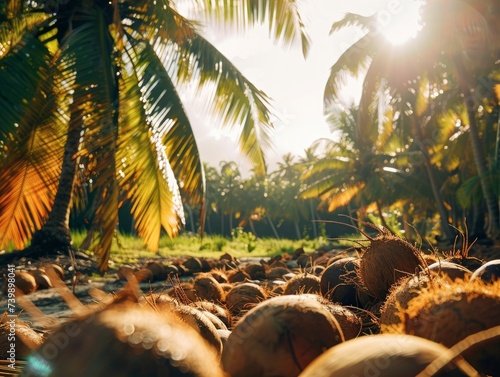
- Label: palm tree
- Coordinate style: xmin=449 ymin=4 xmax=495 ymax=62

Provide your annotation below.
xmin=324 ymin=1 xmax=500 ymax=239
xmin=0 ymin=0 xmax=310 ymax=269
xmin=300 ymin=106 xmax=410 ymax=233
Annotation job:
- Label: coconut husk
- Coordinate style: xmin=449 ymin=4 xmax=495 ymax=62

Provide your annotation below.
xmin=208 ymin=269 xmax=228 ymax=284
xmin=226 ymin=269 xmax=250 ymax=283
xmin=22 ymin=303 xmax=225 ymax=377
xmin=225 ymin=282 xmax=267 ymax=320
xmin=394 ymin=279 xmax=500 ymax=376
xmin=221 ymin=294 xmax=345 ymax=377
xmin=320 ymin=257 xmax=361 ymax=307
xmin=298 ymin=334 xmax=467 ymax=377
xmin=358 ymin=230 xmax=423 ymax=300
xmin=193 ymin=274 xmax=225 ymax=303
xmin=283 ymin=273 xmax=321 ymax=295
xmin=190 ymin=301 xmax=232 ymax=329
xmin=380 ymin=274 xmax=434 ymax=329
xmin=169 ymin=304 xmax=223 ymax=356
xmin=243 ymin=264 xmax=266 ymax=280
xmin=266 ymin=267 xmax=291 ymax=280
xmin=183 ymin=257 xmax=204 ymax=273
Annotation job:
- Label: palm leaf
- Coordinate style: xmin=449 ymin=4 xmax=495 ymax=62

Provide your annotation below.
xmin=0 ymin=47 xmax=64 ymax=249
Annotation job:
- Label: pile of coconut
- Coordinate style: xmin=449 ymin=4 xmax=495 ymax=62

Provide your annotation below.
xmin=3 ymin=224 xmax=500 ymax=377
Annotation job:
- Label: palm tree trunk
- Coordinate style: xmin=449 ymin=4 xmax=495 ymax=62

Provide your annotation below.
xmin=456 ymin=59 xmax=500 ymax=237
xmin=294 ymin=221 xmax=301 ymax=240
xmin=28 ymin=108 xmax=83 ymax=255
xmin=267 ymin=214 xmax=280 ymax=239
xmin=412 ymin=115 xmax=456 ymax=241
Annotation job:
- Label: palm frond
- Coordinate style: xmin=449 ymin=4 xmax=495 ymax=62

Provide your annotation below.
xmin=175 ymin=35 xmax=276 ymax=175
xmin=196 ymin=0 xmax=310 ymax=57
xmin=329 ymin=12 xmax=375 ymax=34
xmin=0 ymin=40 xmax=65 ymax=249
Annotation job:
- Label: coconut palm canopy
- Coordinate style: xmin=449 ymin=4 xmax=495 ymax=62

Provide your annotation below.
xmin=0 ymin=0 xmax=310 ymax=270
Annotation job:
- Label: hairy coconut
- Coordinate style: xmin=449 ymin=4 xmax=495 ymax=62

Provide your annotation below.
xmin=221 ymin=294 xmax=345 ymax=377
xmin=169 ymin=305 xmax=223 ymax=356
xmin=320 ymin=257 xmax=360 ymax=307
xmin=208 ymin=269 xmax=228 ymax=284
xmin=471 ymin=259 xmax=500 ymax=283
xmin=304 ymin=265 xmax=325 ymax=276
xmin=225 ymin=283 xmax=267 ymax=320
xmin=266 ymin=267 xmax=291 ymax=280
xmin=190 ymin=301 xmax=231 ymax=329
xmin=392 ymin=279 xmax=500 ymax=376
xmin=183 ymin=257 xmax=204 ymax=273
xmin=22 ymin=303 xmax=225 ymax=377
xmin=226 ymin=269 xmax=250 ymax=283
xmin=379 ymin=274 xmax=433 ymax=329
xmin=298 ymin=334 xmax=465 ymax=377
xmin=193 ymin=274 xmax=225 ymax=303
xmin=358 ymin=229 xmax=423 ymax=300
xmin=283 ymin=273 xmax=321 ymax=295
xmin=243 ymin=264 xmax=266 ymax=280
xmin=297 ymin=254 xmax=312 ymax=268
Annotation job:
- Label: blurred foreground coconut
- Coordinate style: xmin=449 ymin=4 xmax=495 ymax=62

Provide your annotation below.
xmin=298 ymin=334 xmax=468 ymax=377
xmin=221 ymin=294 xmax=347 ymax=377
xmin=21 ymin=303 xmax=225 ymax=377
xmin=388 ymin=279 xmax=500 ymax=376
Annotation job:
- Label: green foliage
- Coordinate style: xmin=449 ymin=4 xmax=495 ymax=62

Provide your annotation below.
xmin=231 ymin=226 xmax=257 ymax=252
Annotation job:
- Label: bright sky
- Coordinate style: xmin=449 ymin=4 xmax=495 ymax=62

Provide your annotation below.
xmin=182 ymin=0 xmax=422 ymax=175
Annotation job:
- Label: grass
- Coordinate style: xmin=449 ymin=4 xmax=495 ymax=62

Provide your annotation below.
xmin=71 ymin=230 xmax=351 ymax=267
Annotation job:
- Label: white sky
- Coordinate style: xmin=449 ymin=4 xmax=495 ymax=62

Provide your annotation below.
xmin=181 ymin=0 xmax=421 ymax=175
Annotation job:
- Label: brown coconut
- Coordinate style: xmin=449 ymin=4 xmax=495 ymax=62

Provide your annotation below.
xmin=320 ymin=257 xmax=361 ymax=307
xmin=11 ymin=271 xmax=37 ymax=294
xmin=190 ymin=301 xmax=232 ymax=329
xmin=143 ymin=261 xmax=167 ymax=281
xmin=193 ymin=274 xmax=225 ymax=303
xmin=134 ymin=268 xmax=153 ymax=283
xmin=30 ymin=268 xmax=53 ymax=290
xmin=358 ymin=228 xmax=423 ymax=300
xmin=426 ymin=260 xmax=472 ymax=281
xmin=225 ymin=282 xmax=267 ymax=320
xmin=392 ymin=279 xmax=500 ymax=376
xmin=298 ymin=334 xmax=465 ymax=377
xmin=226 ymin=269 xmax=250 ymax=283
xmin=116 ymin=265 xmax=136 ymax=280
xmin=283 ymin=273 xmax=321 ymax=295
xmin=24 ymin=303 xmax=225 ymax=377
xmin=221 ymin=294 xmax=346 ymax=377
xmin=169 ymin=304 xmax=223 ymax=356
xmin=183 ymin=257 xmax=204 ymax=273
xmin=243 ymin=263 xmax=266 ymax=280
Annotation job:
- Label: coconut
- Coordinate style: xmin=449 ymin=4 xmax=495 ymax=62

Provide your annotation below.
xmin=225 ymin=282 xmax=267 ymax=321
xmin=243 ymin=263 xmax=266 ymax=280
xmin=379 ymin=274 xmax=433 ymax=329
xmin=134 ymin=268 xmax=153 ymax=283
xmin=283 ymin=273 xmax=321 ymax=295
xmin=22 ymin=303 xmax=225 ymax=377
xmin=193 ymin=274 xmax=225 ymax=303
xmin=426 ymin=260 xmax=472 ymax=281
xmin=221 ymin=294 xmax=345 ymax=377
xmin=116 ymin=265 xmax=136 ymax=280
xmin=190 ymin=301 xmax=232 ymax=329
xmin=297 ymin=254 xmax=312 ymax=268
xmin=143 ymin=261 xmax=167 ymax=281
xmin=169 ymin=304 xmax=223 ymax=356
xmin=298 ymin=334 xmax=465 ymax=377
xmin=358 ymin=228 xmax=423 ymax=300
xmin=304 ymin=265 xmax=325 ymax=276
xmin=30 ymin=268 xmax=53 ymax=290
xmin=391 ymin=279 xmax=500 ymax=376
xmin=183 ymin=257 xmax=204 ymax=273
xmin=320 ymin=257 xmax=360 ymax=307
xmin=208 ymin=269 xmax=228 ymax=284
xmin=10 ymin=271 xmax=37 ymax=294
xmin=266 ymin=267 xmax=291 ymax=280
xmin=471 ymin=259 xmax=500 ymax=283
xmin=226 ymin=269 xmax=250 ymax=283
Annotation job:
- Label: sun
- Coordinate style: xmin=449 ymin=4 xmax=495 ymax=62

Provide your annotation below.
xmin=377 ymin=0 xmax=423 ymax=45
